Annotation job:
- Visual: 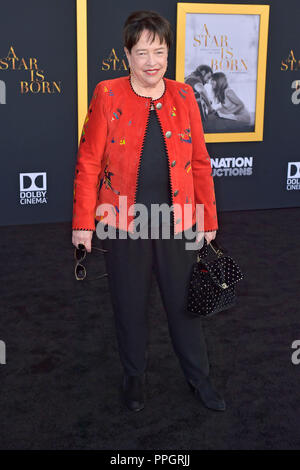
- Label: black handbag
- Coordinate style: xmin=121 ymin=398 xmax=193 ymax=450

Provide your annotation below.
xmin=187 ymin=238 xmax=243 ymax=317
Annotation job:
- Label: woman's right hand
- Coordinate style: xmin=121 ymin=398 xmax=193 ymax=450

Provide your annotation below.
xmin=72 ymin=230 xmax=93 ymax=252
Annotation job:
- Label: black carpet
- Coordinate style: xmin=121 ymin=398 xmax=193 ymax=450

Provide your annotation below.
xmin=1 ymin=207 xmax=299 ymax=450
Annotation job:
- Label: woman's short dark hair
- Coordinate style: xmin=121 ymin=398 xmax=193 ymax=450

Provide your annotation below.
xmin=123 ymin=10 xmax=173 ymax=53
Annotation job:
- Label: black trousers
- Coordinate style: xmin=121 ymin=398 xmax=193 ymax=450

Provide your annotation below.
xmin=100 ymin=223 xmax=210 ymax=386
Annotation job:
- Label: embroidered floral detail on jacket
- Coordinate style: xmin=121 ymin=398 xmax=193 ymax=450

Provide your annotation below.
xmin=99 ymin=164 xmax=120 ymax=195
xmin=91 ymin=91 xmax=98 ymax=101
xmin=170 ymin=106 xmax=176 ymax=117
xmin=178 ymin=129 xmax=192 ymax=144
xmin=184 ymin=160 xmax=192 ymax=173
xmin=112 ymin=205 xmax=119 ymax=215
xmin=179 ymin=88 xmax=188 ymax=99
xmin=81 ymin=115 xmax=89 ymax=138
xmin=185 ymin=195 xmax=193 ymax=204
xmin=104 ymin=86 xmax=114 ymax=96
xmin=111 ymin=108 xmax=122 ymax=121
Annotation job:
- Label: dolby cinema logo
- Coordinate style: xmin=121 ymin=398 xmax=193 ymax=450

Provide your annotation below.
xmin=286 ymin=162 xmax=300 ymax=191
xmin=19 ymin=172 xmax=48 ymax=205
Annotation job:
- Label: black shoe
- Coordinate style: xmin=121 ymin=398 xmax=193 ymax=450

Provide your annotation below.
xmin=122 ymin=374 xmax=145 ymax=412
xmin=188 ymin=377 xmax=226 ymax=411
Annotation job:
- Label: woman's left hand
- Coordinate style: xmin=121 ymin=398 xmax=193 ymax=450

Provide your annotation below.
xmin=204 ymin=230 xmax=217 ymax=244
xmin=196 ymin=230 xmax=217 ymax=245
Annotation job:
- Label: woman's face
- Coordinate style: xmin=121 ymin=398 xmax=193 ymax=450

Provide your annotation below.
xmin=124 ymin=29 xmax=168 ymax=89
xmin=211 ymin=79 xmax=217 ymax=90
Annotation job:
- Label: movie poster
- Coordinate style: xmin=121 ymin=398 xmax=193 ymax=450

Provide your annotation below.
xmin=184 ymin=12 xmax=260 ymax=135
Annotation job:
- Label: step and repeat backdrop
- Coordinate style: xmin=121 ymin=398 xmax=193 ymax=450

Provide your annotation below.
xmin=0 ymin=0 xmax=299 ymax=227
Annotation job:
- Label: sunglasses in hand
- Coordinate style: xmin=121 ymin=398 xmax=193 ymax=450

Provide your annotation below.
xmin=74 ymin=243 xmax=108 ymax=281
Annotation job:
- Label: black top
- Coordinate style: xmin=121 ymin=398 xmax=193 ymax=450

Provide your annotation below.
xmin=134 ymin=107 xmax=173 ymax=232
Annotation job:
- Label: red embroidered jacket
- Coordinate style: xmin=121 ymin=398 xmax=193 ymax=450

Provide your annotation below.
xmin=72 ymin=75 xmax=218 ymax=235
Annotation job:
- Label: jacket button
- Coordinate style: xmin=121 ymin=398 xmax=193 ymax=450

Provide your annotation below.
xmin=174 ymin=190 xmax=179 ymax=197
xmin=171 ymin=160 xmax=176 ymax=167
xmin=156 ymin=102 xmax=162 ymax=109
xmin=165 ymin=131 xmax=172 ymax=138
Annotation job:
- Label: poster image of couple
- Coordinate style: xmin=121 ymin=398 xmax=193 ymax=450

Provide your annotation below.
xmin=185 ymin=65 xmax=254 ymax=133
xmin=176 ymin=3 xmax=270 ymax=142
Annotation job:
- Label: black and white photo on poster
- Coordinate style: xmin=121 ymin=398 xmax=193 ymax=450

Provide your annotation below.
xmin=184 ymin=13 xmax=259 ymax=134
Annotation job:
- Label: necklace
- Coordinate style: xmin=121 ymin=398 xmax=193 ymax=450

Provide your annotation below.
xmin=129 ymin=74 xmax=165 ymax=101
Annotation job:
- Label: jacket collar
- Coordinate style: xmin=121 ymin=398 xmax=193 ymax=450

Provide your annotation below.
xmin=126 ymin=74 xmax=167 ymax=103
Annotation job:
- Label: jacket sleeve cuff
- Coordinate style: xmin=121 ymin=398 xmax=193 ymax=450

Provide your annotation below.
xmin=72 ymin=227 xmax=95 ymax=231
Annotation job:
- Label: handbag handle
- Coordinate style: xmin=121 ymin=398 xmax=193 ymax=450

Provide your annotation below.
xmin=197 ymin=238 xmax=225 ymax=261
xmin=209 ymin=239 xmax=224 ymax=257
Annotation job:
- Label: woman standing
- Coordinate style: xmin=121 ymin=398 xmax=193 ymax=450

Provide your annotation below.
xmin=72 ymin=10 xmax=225 ymax=412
